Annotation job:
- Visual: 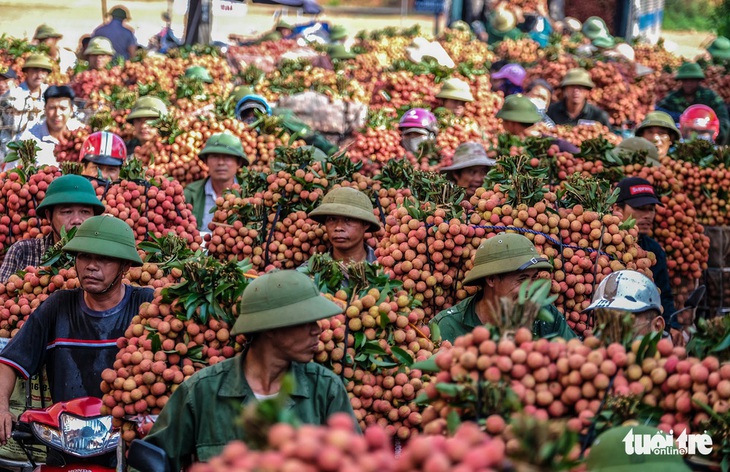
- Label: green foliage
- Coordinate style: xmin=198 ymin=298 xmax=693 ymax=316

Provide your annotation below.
xmin=138 ymin=233 xmax=196 ymax=272
xmin=557 ymin=173 xmax=619 ymax=215
xmin=238 ymin=374 xmax=301 ymax=450
xmin=175 ymin=76 xmax=206 ymax=100
xmin=508 ymin=414 xmax=581 ymax=470
xmin=490 ymin=279 xmax=557 ymax=338
xmin=485 ymin=154 xmax=549 ymax=207
xmin=39 ymin=226 xmax=77 ymax=273
xmin=3 ymin=140 xmax=41 ymax=182
xmin=687 ymin=315 xmax=730 ymax=362
xmin=663 ymin=0 xmax=714 ymax=31
xmin=119 ymin=157 xmax=148 ymax=182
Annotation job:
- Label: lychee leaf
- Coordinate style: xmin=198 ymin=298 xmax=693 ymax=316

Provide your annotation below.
xmin=390 ymin=347 xmax=413 ymax=367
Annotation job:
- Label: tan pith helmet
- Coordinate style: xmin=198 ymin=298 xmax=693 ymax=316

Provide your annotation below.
xmin=308 ymin=187 xmax=381 ymax=232
xmin=441 ymin=142 xmax=496 ymax=172
xmin=436 ymin=78 xmax=474 ymax=102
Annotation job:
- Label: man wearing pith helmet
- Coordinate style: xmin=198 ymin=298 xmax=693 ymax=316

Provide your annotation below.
xmin=547 ymin=67 xmax=610 ymax=128
xmin=634 ymin=111 xmax=681 ymax=160
xmin=435 ymin=78 xmax=474 ymax=118
xmin=434 ymin=232 xmax=577 ymax=343
xmin=440 ymin=142 xmax=495 ymax=198
xmin=586 ymin=425 xmax=691 ymax=472
xmin=309 ymin=187 xmax=381 ymax=263
xmin=0 ymin=174 xmax=105 ymax=282
xmin=144 ymin=270 xmax=356 ymax=471
xmin=82 ymin=36 xmax=115 ymax=71
xmin=184 ymin=132 xmax=249 ymax=232
xmin=0 ymin=215 xmax=153 ymax=458
xmin=125 ymin=95 xmax=167 ymax=156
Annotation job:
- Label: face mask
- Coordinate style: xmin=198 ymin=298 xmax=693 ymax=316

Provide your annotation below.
xmin=530 ymin=97 xmax=547 ymax=112
xmin=403 ymin=134 xmax=430 ymax=153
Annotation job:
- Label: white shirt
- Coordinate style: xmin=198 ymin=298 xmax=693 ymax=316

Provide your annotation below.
xmin=1 ymin=84 xmax=48 ymax=139
xmin=4 ymin=118 xmax=84 ymax=170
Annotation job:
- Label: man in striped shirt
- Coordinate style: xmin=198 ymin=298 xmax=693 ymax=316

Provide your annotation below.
xmin=0 ymin=216 xmax=153 ymax=458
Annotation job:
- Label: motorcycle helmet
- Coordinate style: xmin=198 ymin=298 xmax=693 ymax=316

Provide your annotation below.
xmin=398 ymin=108 xmax=438 ymax=133
xmin=584 ymin=270 xmax=662 ymax=315
xmin=79 ymin=131 xmax=127 ymax=167
xmin=235 ymin=94 xmax=272 ymax=123
xmin=680 ymin=104 xmax=720 ymax=142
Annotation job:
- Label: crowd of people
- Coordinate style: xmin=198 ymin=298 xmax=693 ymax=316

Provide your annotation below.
xmin=0 ymin=4 xmax=726 ymax=470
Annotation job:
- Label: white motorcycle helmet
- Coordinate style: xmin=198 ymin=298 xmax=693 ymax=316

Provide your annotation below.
xmin=584 ymin=270 xmax=662 ymax=315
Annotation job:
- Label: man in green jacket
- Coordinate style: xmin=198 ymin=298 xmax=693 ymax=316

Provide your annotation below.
xmin=143 ymin=270 xmax=356 ymax=471
xmin=183 ymin=132 xmax=249 ymax=232
xmin=434 ymin=233 xmax=577 ymax=343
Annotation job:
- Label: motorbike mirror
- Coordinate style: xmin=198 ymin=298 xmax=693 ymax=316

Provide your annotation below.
xmin=127 ymin=439 xmax=170 ymax=472
xmin=684 ymin=285 xmax=706 ymax=309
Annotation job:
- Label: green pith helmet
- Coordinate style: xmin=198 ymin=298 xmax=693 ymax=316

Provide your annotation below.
xmin=199 ymin=132 xmax=248 ymax=163
xmin=329 ymin=25 xmax=348 ymax=41
xmin=84 ymin=36 xmax=114 ymax=56
xmin=496 ymin=94 xmax=542 ymax=124
xmin=230 ymin=85 xmax=255 ymax=104
xmin=436 ymin=78 xmax=474 ymax=102
xmin=22 ymin=53 xmax=53 ymax=72
xmin=275 ymin=20 xmax=293 ymax=30
xmin=36 ymin=175 xmax=106 ymax=216
xmin=635 ymin=111 xmax=681 ymax=142
xmin=675 ymin=62 xmax=705 ymax=80
xmin=34 ymin=24 xmax=63 ymax=40
xmin=308 ymin=186 xmax=381 ymax=232
xmin=583 ymin=16 xmax=609 ymax=40
xmin=184 ymin=65 xmax=213 ymax=84
xmin=561 ymin=67 xmax=595 ymax=89
xmin=707 ymin=36 xmax=730 ymax=60
xmin=614 ymin=137 xmax=659 ymax=166
xmin=126 ymin=96 xmax=168 ymax=122
xmin=592 ymin=35 xmax=615 ymax=49
xmin=586 ymin=425 xmax=691 ymax=472
xmin=463 ymin=232 xmax=552 ymax=286
xmin=261 ymin=31 xmax=282 ymax=42
xmin=490 ymin=9 xmax=516 ymax=33
xmin=328 ymin=44 xmax=356 ymax=60
xmin=450 ymin=20 xmax=471 ymax=32
xmin=231 ymin=270 xmax=344 ymax=335
xmin=62 ymin=215 xmax=143 ymax=266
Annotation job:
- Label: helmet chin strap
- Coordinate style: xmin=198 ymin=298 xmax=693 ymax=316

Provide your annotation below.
xmin=81 ymin=267 xmax=125 ymax=295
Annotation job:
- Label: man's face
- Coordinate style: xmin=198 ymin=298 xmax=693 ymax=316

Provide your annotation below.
xmin=133 ymin=118 xmax=157 ymax=143
xmin=324 ymin=216 xmax=368 ymax=255
xmin=453 ymin=166 xmax=489 ymax=198
xmin=527 ymin=85 xmax=551 ymax=111
xmin=502 ymin=119 xmax=529 ymax=136
xmin=442 ymin=98 xmax=466 ymax=117
xmin=87 ymin=54 xmax=111 ymax=71
xmin=617 ymin=203 xmax=656 ymax=235
xmin=564 ymin=85 xmax=590 ymax=107
xmin=24 ymin=67 xmax=49 ymax=91
xmin=45 ymin=97 xmax=73 ymax=133
xmin=681 ymin=79 xmax=701 ymax=96
xmin=639 ymin=126 xmax=672 ymax=158
xmin=632 ymin=309 xmax=664 ymax=337
xmin=83 ymin=162 xmax=120 ymax=181
xmin=205 ymin=153 xmax=242 ymax=184
xmin=491 ymin=78 xmax=505 ymax=93
xmin=75 ymin=253 xmax=128 ymax=294
xmin=264 ymin=321 xmax=322 ymax=363
xmin=487 ymin=268 xmax=541 ymax=300
xmin=0 ymin=78 xmax=14 ymax=96
xmin=401 ymin=130 xmax=431 ymax=154
xmin=50 ymin=204 xmax=95 ymax=236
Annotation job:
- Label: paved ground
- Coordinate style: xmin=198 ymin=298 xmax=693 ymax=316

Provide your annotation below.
xmin=0 ymin=0 xmax=713 ymax=58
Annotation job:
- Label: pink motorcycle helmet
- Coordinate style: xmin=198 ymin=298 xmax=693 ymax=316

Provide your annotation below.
xmin=398 ymin=108 xmax=439 ymax=134
xmin=492 ymin=63 xmax=527 ymax=87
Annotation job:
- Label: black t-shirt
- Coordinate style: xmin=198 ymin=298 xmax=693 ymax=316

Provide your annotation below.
xmin=547 ymin=101 xmax=611 ymax=128
xmin=0 ymin=285 xmax=153 ymax=402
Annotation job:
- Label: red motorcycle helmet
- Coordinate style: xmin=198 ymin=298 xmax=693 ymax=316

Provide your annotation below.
xmin=80 ymin=131 xmax=127 ymax=167
xmin=679 ymin=104 xmax=720 ymax=141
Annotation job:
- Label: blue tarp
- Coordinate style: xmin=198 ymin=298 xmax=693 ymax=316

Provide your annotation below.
xmin=251 ymin=0 xmax=322 ymax=15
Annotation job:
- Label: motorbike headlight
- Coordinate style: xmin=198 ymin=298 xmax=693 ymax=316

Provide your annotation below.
xmin=31 ymin=422 xmax=63 ymax=450
xmin=56 ymin=414 xmax=120 ymax=457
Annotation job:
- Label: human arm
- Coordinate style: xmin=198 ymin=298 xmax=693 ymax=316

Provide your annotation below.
xmin=0 ymin=363 xmax=17 ymax=445
xmin=650 ymin=247 xmax=677 ymax=328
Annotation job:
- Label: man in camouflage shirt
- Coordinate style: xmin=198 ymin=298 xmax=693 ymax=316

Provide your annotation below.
xmin=657 ymin=62 xmax=729 ymax=145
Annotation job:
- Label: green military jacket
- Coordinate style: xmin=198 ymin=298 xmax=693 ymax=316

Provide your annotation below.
xmin=657 ymin=87 xmax=730 ymax=144
xmin=183 ymin=178 xmax=208 ymax=230
xmin=433 ymin=294 xmax=578 ymax=343
xmin=143 ymin=354 xmax=356 ymax=471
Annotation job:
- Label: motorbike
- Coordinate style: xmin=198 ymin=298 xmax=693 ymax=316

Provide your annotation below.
xmin=0 ymin=397 xmax=118 ymax=472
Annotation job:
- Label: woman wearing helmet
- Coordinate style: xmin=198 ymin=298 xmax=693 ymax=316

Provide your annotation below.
xmin=583 ymin=270 xmax=666 ymax=338
xmin=79 ymin=131 xmax=127 ymax=181
xmin=398 ymin=108 xmax=438 ymax=155
xmin=680 ymin=104 xmax=721 ymax=144
xmin=235 ymin=94 xmax=272 ymax=125
xmin=143 ymin=270 xmax=357 ymax=471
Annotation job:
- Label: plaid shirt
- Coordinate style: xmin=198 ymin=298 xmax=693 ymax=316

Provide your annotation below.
xmin=0 ymin=234 xmax=54 ymax=283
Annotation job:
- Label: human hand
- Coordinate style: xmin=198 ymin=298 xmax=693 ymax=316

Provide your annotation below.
xmin=0 ymin=408 xmax=16 ymax=445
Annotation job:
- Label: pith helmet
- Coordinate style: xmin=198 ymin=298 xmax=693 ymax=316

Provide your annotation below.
xmin=328 ymin=44 xmax=356 ymax=60
xmin=110 ymin=6 xmax=129 ymax=20
xmin=582 ymin=16 xmax=608 ymax=40
xmin=450 ymin=20 xmax=471 ymax=31
xmin=707 ymin=36 xmax=730 ymax=60
xmin=436 ymin=78 xmax=474 ymax=102
xmin=561 ymin=68 xmax=595 ymax=89
xmin=675 ymin=62 xmax=705 ymax=80
xmin=126 ymin=96 xmax=168 ymax=122
xmin=584 ymin=270 xmax=662 ymax=314
xmin=230 ymin=85 xmax=255 ymax=104
xmin=231 ymin=270 xmax=344 ymax=335
xmin=441 ymin=142 xmax=496 ymax=172
xmin=275 ymin=20 xmax=293 ymax=30
xmin=184 ymin=65 xmax=213 ymax=83
xmin=613 ymin=137 xmax=659 ymax=166
xmin=496 ymin=94 xmax=542 ymax=124
xmin=62 ymin=215 xmax=143 ymax=266
xmin=490 ymin=9 xmax=516 ymax=33
xmin=308 ymin=187 xmax=381 ymax=232
xmin=84 ymin=36 xmax=114 ymax=56
xmin=329 ymin=25 xmax=348 ymax=41
xmin=199 ymin=133 xmax=248 ymax=163
xmin=34 ymin=24 xmax=63 ymax=40
xmin=463 ymin=233 xmax=552 ymax=286
xmin=22 ymin=53 xmax=53 ymax=72
xmin=635 ymin=111 xmax=681 ymax=141
xmin=592 ymin=35 xmax=615 ymax=49
xmin=586 ymin=425 xmax=691 ymax=472
xmin=36 ymin=175 xmax=106 ymax=216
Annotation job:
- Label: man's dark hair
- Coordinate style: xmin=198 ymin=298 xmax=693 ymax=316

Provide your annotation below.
xmin=43 ymin=85 xmax=75 ymax=103
xmin=525 ymin=79 xmax=553 ymax=94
